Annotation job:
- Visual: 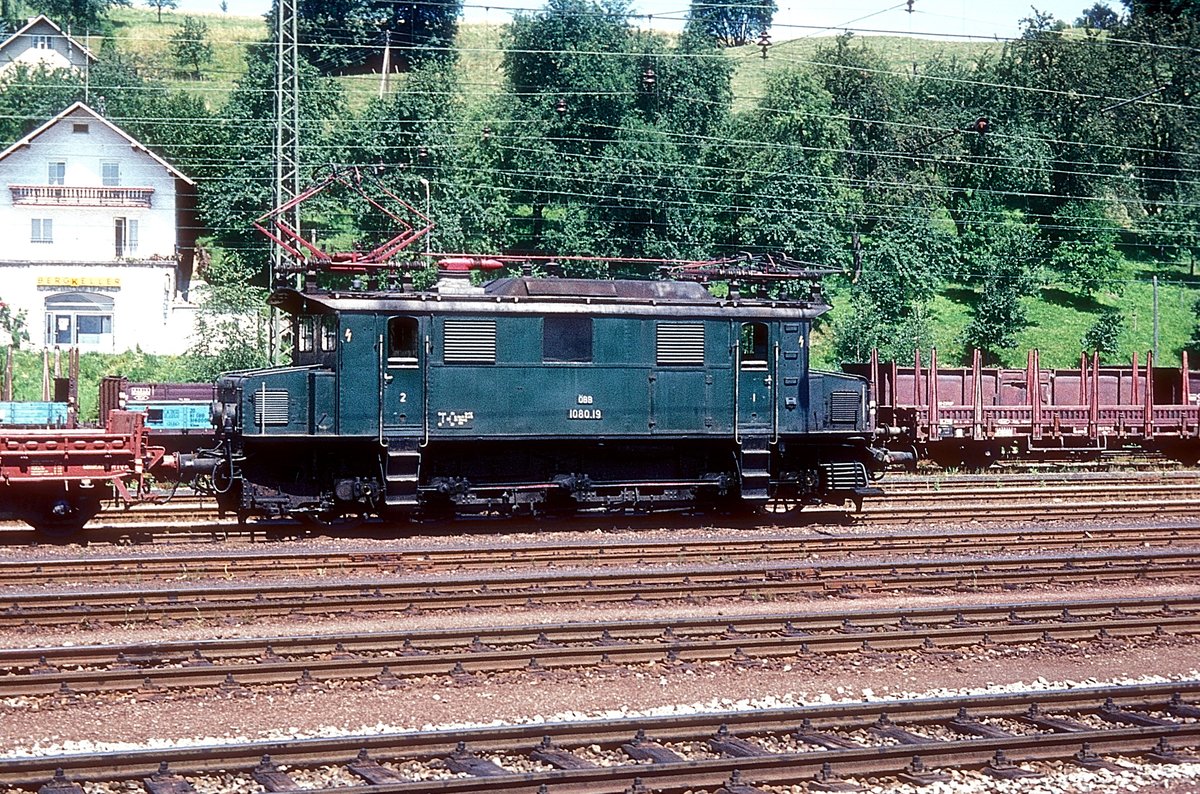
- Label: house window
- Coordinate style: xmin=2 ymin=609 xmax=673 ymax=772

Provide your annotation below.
xmin=33 ymin=34 xmax=51 ymax=49
xmin=47 ymin=161 xmax=65 ymax=185
xmin=543 ymin=316 xmax=592 ymax=362
xmin=31 ymin=218 xmax=53 ymax=243
xmin=72 ymin=123 xmax=90 ymax=134
xmin=44 ymin=292 xmax=114 ymax=349
xmin=102 ymin=162 xmax=120 ymax=186
xmin=114 ymin=218 xmax=138 ymax=257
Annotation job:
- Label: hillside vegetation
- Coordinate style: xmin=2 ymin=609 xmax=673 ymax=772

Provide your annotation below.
xmin=0 ymin=2 xmax=1196 ymax=379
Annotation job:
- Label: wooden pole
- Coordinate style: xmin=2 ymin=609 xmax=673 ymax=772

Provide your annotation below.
xmin=2 ymin=347 xmax=11 ymax=402
xmin=40 ymin=350 xmax=50 ymax=401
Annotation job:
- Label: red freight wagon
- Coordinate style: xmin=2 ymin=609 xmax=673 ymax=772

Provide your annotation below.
xmin=0 ymin=410 xmax=166 ymax=531
xmin=847 ymin=350 xmax=1200 ymax=468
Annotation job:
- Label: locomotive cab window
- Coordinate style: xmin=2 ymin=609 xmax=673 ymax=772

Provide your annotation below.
xmin=320 ymin=315 xmax=338 ymax=352
xmin=543 ymin=316 xmax=592 ymax=362
xmin=740 ymin=322 xmax=769 ymax=370
xmin=387 ymin=317 xmax=419 ymax=367
xmin=296 ymin=317 xmax=315 ymax=353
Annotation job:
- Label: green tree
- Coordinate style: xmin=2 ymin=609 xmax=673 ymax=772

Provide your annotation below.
xmin=1121 ymin=0 xmax=1199 ymax=18
xmin=373 ymin=0 xmax=462 ymax=71
xmin=283 ymin=0 xmax=462 ymax=76
xmin=686 ymin=0 xmax=775 ymax=46
xmin=1049 ymin=201 xmax=1125 ymax=295
xmin=287 ymin=0 xmax=375 ymax=75
xmin=0 ymin=298 xmax=30 ymax=349
xmin=1082 ymin=308 xmax=1124 ymax=358
xmin=145 ymin=0 xmax=176 ymax=22
xmin=186 ymin=251 xmax=272 ymax=378
xmin=1076 ymin=2 xmax=1120 ymax=27
xmin=0 ymin=63 xmax=81 ymax=146
xmin=1186 ymin=299 xmax=1200 ymax=357
xmin=961 ymin=213 xmax=1042 ymax=361
xmin=28 ymin=0 xmax=129 ymax=28
xmin=201 ymin=44 xmax=346 ymax=281
xmin=171 ymin=16 xmax=212 ymax=80
xmin=500 ymin=0 xmax=639 ymax=253
xmin=705 ymin=66 xmax=847 ymax=262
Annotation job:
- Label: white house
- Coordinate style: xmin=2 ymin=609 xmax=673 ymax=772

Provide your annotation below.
xmin=0 ymin=102 xmax=200 ymax=354
xmin=0 ymin=16 xmax=95 ymax=76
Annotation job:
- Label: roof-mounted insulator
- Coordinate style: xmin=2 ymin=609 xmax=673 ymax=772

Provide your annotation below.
xmin=758 ymin=30 xmax=771 ymax=59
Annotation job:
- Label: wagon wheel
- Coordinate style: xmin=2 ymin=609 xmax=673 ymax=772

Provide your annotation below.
xmin=32 ymin=494 xmax=102 ymax=537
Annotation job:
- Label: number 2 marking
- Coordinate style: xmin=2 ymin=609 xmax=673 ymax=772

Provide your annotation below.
xmin=399 ymin=392 xmax=407 ymax=403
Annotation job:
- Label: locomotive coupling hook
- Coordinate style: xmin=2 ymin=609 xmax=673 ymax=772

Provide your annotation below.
xmin=870 ymin=447 xmax=916 ymax=466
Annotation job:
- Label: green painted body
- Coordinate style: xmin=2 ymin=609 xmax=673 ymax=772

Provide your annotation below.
xmin=211 ymin=277 xmax=883 ymax=520
xmin=233 ymin=304 xmax=871 ymax=442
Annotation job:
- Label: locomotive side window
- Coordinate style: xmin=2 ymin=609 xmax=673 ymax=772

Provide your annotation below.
xmin=655 ymin=323 xmax=705 ymax=367
xmin=320 ymin=316 xmax=338 ymax=351
xmin=740 ymin=322 xmax=769 ymax=370
xmin=387 ymin=317 xmax=419 ymax=367
xmin=543 ymin=316 xmax=592 ymax=362
xmin=297 ymin=317 xmax=315 ymax=353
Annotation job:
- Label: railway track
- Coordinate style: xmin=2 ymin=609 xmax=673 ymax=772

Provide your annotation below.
xmin=1 ymin=470 xmax=1197 ymax=539
xmin=2 ymin=522 xmax=1200 ymax=585
xmin=3 ymin=549 xmax=1200 ymax=627
xmin=4 ymin=595 xmax=1197 ymax=699
xmin=3 ymin=681 xmax=1197 ymax=791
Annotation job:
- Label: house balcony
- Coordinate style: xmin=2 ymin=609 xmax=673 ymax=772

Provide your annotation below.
xmin=9 ymin=184 xmax=155 ymax=208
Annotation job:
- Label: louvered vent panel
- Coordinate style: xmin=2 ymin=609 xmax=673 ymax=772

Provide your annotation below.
xmin=820 ymin=461 xmax=868 ymax=490
xmin=829 ymin=391 xmax=861 ymax=425
xmin=253 ymin=390 xmax=290 ymax=426
xmin=656 ymin=323 xmax=706 ymax=366
xmin=444 ymin=320 xmax=497 ymax=363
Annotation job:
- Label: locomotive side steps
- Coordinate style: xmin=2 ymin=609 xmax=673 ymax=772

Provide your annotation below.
xmin=384 ymin=438 xmax=421 ymax=507
xmin=738 ymin=435 xmax=772 ymax=502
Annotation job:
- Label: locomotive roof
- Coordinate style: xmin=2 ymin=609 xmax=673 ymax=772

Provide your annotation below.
xmin=270 ymin=276 xmax=830 ymax=320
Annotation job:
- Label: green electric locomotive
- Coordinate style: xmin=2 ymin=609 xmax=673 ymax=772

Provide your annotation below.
xmin=193 ymin=267 xmax=906 ymax=523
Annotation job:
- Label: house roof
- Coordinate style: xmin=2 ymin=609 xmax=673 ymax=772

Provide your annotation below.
xmin=0 ymin=102 xmax=194 ymax=185
xmin=0 ymin=15 xmax=97 ymax=63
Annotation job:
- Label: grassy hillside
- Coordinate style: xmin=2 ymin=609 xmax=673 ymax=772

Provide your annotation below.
xmin=95 ymin=7 xmax=267 ymax=109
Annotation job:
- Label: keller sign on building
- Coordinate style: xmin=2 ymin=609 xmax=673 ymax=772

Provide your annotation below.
xmin=0 ymin=102 xmax=200 ymax=354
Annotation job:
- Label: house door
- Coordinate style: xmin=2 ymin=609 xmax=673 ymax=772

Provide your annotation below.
xmin=53 ymin=314 xmax=73 ymax=345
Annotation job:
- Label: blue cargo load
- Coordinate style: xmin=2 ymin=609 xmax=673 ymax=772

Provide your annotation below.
xmin=0 ymin=402 xmax=70 ymax=427
xmin=127 ymin=401 xmax=212 ymax=431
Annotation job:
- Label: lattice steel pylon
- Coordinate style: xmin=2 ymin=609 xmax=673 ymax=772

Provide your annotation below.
xmin=268 ymin=0 xmax=301 ymax=364
xmin=273 ymin=0 xmax=301 ymax=288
